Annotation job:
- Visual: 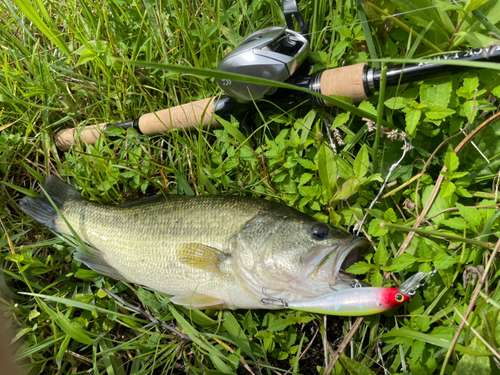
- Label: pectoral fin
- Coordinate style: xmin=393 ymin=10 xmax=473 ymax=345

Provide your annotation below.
xmin=178 ymin=243 xmax=230 ymax=274
xmin=171 ymin=293 xmax=226 ymax=309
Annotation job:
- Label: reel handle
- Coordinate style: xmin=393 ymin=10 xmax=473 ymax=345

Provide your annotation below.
xmin=55 ymin=97 xmax=217 ymax=151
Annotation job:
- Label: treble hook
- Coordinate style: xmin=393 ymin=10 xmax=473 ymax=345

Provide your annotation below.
xmin=398 ymin=270 xmax=437 ymax=296
xmin=260 ymin=287 xmax=289 ymax=308
xmin=331 ymin=270 xmax=363 ymax=290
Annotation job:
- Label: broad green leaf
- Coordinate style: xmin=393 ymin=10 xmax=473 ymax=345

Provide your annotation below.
xmin=420 ymin=77 xmax=453 ymax=108
xmin=417 ymin=238 xmax=434 ymax=260
xmin=457 ymin=75 xmax=479 ymax=98
xmin=424 ymin=105 xmax=455 ymax=120
xmin=440 ymin=180 xmax=456 ymax=198
xmin=383 ymin=208 xmax=397 ymax=223
xmin=76 ymin=50 xmax=97 ymax=66
xmin=385 ymin=97 xmax=406 ymax=110
xmin=455 ymin=309 xmax=496 ymax=375
xmin=456 ymin=203 xmax=482 ymax=228
xmin=434 ymin=0 xmax=456 ymax=32
xmin=318 ymin=144 xmax=337 ymax=199
xmin=339 ymin=354 xmax=376 ymax=375
xmin=373 ymin=241 xmax=388 ymax=266
xmin=137 ymin=287 xmax=162 ymax=311
xmin=210 ymin=354 xmax=233 ymax=374
xmin=456 ymin=352 xmax=492 ymax=374
xmin=337 ymin=158 xmax=353 ymax=179
xmin=267 ymin=319 xmax=289 ymax=332
xmin=405 ymin=109 xmax=422 ymax=136
xmin=444 ymin=146 xmax=460 ymax=172
xmin=433 ymin=254 xmax=459 ymax=269
xmin=345 ymin=261 xmax=373 ymax=275
xmin=423 ymin=184 xmax=457 ymax=225
xmin=388 ymin=253 xmax=418 ymax=272
xmin=358 ymin=100 xmax=377 ymax=116
xmin=299 ymin=173 xmax=313 ymax=185
xmin=353 ymin=145 xmax=369 ymax=178
xmin=177 ymin=306 xmax=218 ymax=327
xmin=333 ymin=179 xmax=359 ymax=201
xmin=368 ymin=218 xmax=388 ymax=237
xmin=370 ymin=271 xmax=384 ymax=287
xmin=331 ymin=112 xmax=350 ymax=129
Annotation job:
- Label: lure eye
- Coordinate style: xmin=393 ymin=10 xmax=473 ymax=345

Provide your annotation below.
xmin=395 ymin=293 xmax=404 ymax=302
xmin=311 ymin=225 xmax=329 ymax=240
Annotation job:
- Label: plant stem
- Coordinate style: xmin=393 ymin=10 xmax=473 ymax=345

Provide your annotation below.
xmin=372 ymin=65 xmax=387 ymax=173
xmin=380 ymin=222 xmax=495 ymax=249
xmin=439 ymin=238 xmax=500 ymax=374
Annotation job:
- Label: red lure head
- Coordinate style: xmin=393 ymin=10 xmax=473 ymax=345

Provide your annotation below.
xmin=380 ymin=287 xmax=411 ymax=309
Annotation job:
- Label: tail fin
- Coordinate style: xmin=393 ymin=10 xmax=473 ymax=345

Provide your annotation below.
xmin=19 ymin=176 xmax=81 ymax=232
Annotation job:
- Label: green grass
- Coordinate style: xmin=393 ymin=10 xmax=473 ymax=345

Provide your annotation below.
xmin=1 ymin=0 xmax=500 ymax=374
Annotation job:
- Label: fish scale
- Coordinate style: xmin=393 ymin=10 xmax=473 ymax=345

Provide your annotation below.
xmin=20 ymin=177 xmax=369 ymax=310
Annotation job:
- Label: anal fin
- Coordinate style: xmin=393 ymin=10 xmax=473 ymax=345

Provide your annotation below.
xmin=170 ymin=293 xmax=227 ymax=309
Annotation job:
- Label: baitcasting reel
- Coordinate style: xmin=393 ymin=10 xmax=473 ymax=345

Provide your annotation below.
xmin=215 ymin=26 xmax=309 ymax=102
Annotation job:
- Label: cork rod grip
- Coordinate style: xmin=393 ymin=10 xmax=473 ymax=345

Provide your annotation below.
xmin=138 ymin=97 xmax=218 ymax=135
xmin=55 ymin=123 xmax=108 ymax=151
xmin=54 ymin=97 xmax=218 ymax=151
xmin=320 ymin=64 xmax=368 ymax=105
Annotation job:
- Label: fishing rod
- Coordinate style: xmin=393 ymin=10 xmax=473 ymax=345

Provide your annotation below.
xmin=55 ymin=43 xmax=500 ymax=150
xmin=54 ymin=0 xmax=500 ymax=151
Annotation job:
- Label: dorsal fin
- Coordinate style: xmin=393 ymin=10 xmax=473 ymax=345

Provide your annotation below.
xmin=118 ymin=194 xmax=166 ymax=207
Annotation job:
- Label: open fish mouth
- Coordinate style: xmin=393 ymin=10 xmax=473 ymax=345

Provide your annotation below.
xmin=335 ymin=237 xmax=370 ymax=279
xmin=311 ymin=237 xmax=370 ymax=284
xmin=333 ymin=237 xmax=370 ymax=281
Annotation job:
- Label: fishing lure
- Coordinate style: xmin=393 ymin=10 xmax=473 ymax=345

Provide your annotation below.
xmin=285 ymin=287 xmax=410 ymax=316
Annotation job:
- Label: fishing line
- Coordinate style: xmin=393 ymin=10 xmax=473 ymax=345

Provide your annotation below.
xmin=303 ymin=0 xmax=469 ymax=38
xmin=354 ymin=125 xmax=411 ymax=236
xmin=399 ymin=228 xmax=496 ymax=295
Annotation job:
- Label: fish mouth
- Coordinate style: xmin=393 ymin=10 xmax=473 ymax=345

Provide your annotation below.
xmin=312 ymin=237 xmax=370 ymax=283
xmin=335 ymin=237 xmax=370 ymax=279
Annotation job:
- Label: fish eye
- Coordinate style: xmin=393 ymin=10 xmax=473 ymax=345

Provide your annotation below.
xmin=311 ymin=225 xmax=329 ymax=240
xmin=395 ymin=293 xmax=404 ymax=302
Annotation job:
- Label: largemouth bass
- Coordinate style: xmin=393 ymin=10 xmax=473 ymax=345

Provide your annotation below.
xmin=20 ymin=177 xmax=369 ymax=310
